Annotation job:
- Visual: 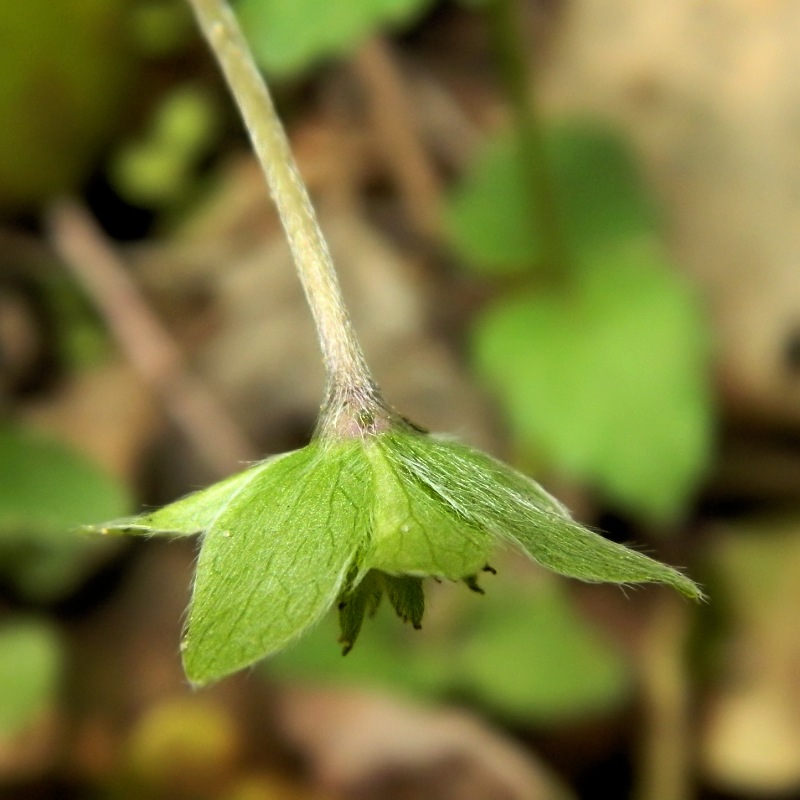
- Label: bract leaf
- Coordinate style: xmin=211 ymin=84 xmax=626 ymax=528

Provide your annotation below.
xmin=364 ymin=439 xmax=492 ymax=579
xmin=183 ymin=442 xmax=370 ymax=685
xmin=383 ymin=573 xmax=425 ymax=628
xmin=336 ymin=569 xmax=425 ymax=653
xmin=388 ymin=431 xmax=703 ymax=599
xmin=86 ymin=457 xmax=287 ymax=537
xmin=385 ymin=430 xmax=568 ymax=519
xmin=473 ymin=243 xmax=712 ymax=521
xmin=338 ymin=569 xmax=383 ymax=654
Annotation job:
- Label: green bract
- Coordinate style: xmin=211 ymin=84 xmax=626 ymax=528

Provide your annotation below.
xmin=89 ymin=423 xmax=702 ymax=686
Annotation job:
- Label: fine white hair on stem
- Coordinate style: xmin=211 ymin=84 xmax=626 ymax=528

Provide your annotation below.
xmin=185 ymin=0 xmax=387 ymax=430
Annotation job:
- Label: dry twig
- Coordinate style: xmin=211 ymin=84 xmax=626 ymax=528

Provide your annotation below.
xmin=353 ymin=37 xmax=443 ymax=240
xmin=48 ymin=200 xmax=259 ymax=477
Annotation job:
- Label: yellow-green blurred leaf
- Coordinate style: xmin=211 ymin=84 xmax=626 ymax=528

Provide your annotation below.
xmin=0 ymin=0 xmax=136 ymax=210
xmin=0 ymin=619 xmax=60 ymax=739
xmin=111 ymin=86 xmax=218 ymax=208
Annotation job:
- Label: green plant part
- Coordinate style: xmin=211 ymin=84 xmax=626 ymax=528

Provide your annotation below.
xmin=472 ymin=244 xmax=712 ymax=522
xmin=237 ymin=0 xmax=433 ymax=76
xmin=87 ymin=0 xmax=703 ymax=686
xmin=0 ymin=0 xmax=135 ymax=210
xmin=0 ymin=618 xmax=61 ymax=739
xmin=447 ymin=124 xmax=657 ymax=277
xmin=0 ymin=423 xmax=129 ymax=601
xmin=271 ymin=576 xmax=632 ymax=723
xmin=93 ymin=411 xmax=701 ymax=685
xmin=111 ymin=85 xmax=219 ymax=208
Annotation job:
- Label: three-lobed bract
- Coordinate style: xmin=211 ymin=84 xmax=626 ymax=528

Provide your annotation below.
xmin=90 ymin=427 xmax=702 ymax=685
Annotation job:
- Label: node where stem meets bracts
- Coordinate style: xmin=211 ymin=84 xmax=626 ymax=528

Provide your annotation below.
xmin=185 ymin=0 xmax=394 ymax=439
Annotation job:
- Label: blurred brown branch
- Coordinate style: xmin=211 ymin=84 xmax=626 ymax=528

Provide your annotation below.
xmin=353 ymin=37 xmax=443 ymax=241
xmin=47 ymin=200 xmax=259 ymax=478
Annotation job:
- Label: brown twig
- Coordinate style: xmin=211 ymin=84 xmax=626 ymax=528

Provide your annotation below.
xmin=407 ymin=69 xmax=482 ymax=173
xmin=352 ymin=36 xmax=443 ymax=241
xmin=48 ymin=200 xmax=259 ymax=478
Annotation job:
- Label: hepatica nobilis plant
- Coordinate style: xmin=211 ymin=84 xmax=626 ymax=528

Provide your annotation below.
xmin=88 ymin=0 xmax=703 ymax=686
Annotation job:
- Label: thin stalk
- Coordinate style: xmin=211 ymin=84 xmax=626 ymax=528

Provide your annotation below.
xmin=185 ymin=0 xmax=388 ymax=434
xmin=485 ymin=0 xmax=570 ymax=280
xmin=634 ymin=593 xmax=693 ymax=800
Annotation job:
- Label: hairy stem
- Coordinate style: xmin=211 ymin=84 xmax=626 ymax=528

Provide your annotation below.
xmin=485 ymin=0 xmax=569 ymax=280
xmin=185 ymin=0 xmax=386 ymax=430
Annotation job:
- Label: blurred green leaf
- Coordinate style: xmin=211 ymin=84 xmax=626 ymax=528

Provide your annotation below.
xmin=472 ymin=243 xmax=712 ymax=521
xmin=0 ymin=424 xmax=129 ymax=534
xmin=42 ymin=272 xmax=112 ymax=370
xmin=447 ymin=122 xmax=657 ymax=275
xmin=268 ymin=604 xmax=452 ymax=698
xmin=460 ymin=581 xmax=629 ymax=720
xmin=0 ymin=0 xmax=136 ymax=210
xmin=111 ymin=86 xmax=218 ymax=208
xmin=0 ymin=619 xmax=60 ymax=738
xmin=0 ymin=424 xmax=129 ymax=599
xmin=271 ymin=572 xmax=630 ymax=722
xmin=131 ymin=0 xmax=194 ymax=56
xmin=237 ymin=0 xmax=433 ymax=76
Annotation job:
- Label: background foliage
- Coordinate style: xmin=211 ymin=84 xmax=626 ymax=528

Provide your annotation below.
xmin=1 ymin=0 xmax=797 ymax=798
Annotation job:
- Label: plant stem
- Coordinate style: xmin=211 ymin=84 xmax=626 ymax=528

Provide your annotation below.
xmin=485 ymin=0 xmax=570 ymax=280
xmin=185 ymin=0 xmax=386 ymax=432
